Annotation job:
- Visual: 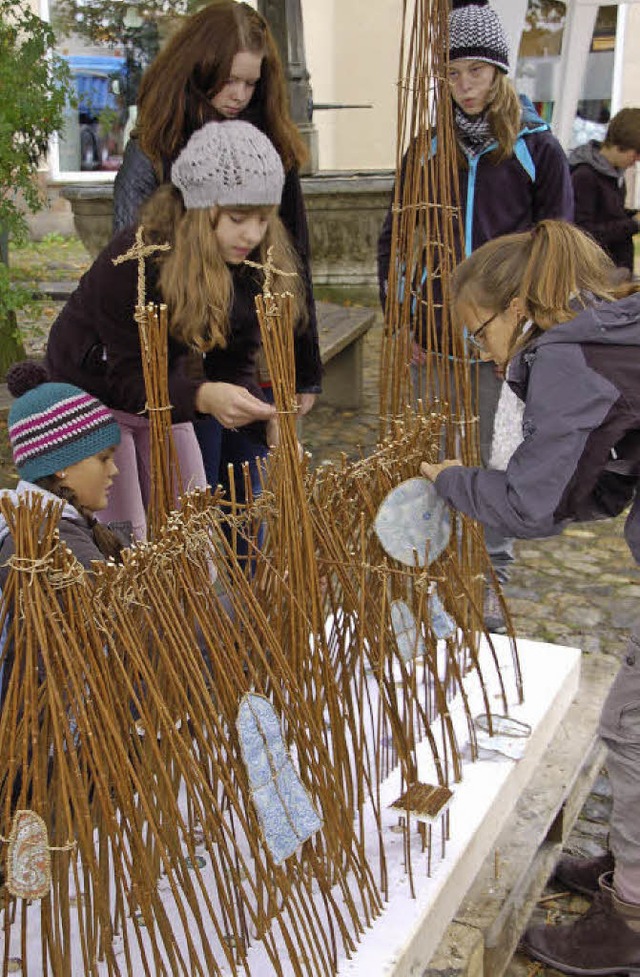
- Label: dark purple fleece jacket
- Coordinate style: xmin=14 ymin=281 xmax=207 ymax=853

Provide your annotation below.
xmin=45 ymin=227 xmax=322 ymax=423
xmin=569 ymin=140 xmax=639 ymax=273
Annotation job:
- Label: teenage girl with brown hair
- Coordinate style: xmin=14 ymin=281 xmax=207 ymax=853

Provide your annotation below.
xmin=114 ymin=1 xmax=307 ymax=226
xmin=113 ymin=1 xmax=320 ymax=486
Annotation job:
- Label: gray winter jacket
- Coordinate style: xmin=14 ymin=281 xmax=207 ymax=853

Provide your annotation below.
xmin=568 ymin=140 xmax=639 ymax=272
xmin=0 ymin=482 xmax=105 ymax=590
xmin=434 ymin=293 xmax=640 ymax=563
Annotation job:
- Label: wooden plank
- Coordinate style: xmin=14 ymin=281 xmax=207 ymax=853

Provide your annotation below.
xmin=36 ymin=281 xmax=76 ymax=301
xmin=316 ymin=301 xmax=376 ymax=363
xmin=0 ymin=301 xmax=376 ymax=413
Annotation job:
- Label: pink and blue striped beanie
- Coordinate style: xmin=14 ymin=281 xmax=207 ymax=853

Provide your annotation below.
xmin=7 ymin=362 xmax=120 ymax=483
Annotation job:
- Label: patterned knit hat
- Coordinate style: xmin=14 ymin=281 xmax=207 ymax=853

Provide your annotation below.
xmin=171 ymin=120 xmax=285 ymax=210
xmin=7 ymin=362 xmax=120 ymax=483
xmin=449 ymin=0 xmax=509 ymax=73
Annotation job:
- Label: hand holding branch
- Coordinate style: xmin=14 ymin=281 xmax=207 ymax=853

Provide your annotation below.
xmin=196 ymin=382 xmax=276 ymax=429
xmin=420 ymin=459 xmax=463 ymax=482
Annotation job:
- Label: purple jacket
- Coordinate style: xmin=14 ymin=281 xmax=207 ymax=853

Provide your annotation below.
xmin=434 ymin=293 xmax=640 ymax=564
xmin=46 ymin=228 xmax=322 ymax=424
xmin=378 ymin=101 xmax=574 ymax=309
xmin=569 ymin=140 xmax=639 ymax=272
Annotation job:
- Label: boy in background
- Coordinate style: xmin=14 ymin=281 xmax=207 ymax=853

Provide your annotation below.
xmin=570 ymin=107 xmax=640 ymax=280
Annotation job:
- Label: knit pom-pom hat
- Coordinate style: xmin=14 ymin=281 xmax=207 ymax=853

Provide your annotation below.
xmin=7 ymin=362 xmax=120 ymax=483
xmin=171 ymin=120 xmax=285 ymax=210
xmin=449 ymin=0 xmax=509 ymax=73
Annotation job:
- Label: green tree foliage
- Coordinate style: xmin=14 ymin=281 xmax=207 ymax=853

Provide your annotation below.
xmin=0 ymin=0 xmax=72 ymax=243
xmin=525 ymin=0 xmax=566 ymax=30
xmin=0 ymin=0 xmax=73 ymax=372
xmin=52 ymin=0 xmax=197 ymax=65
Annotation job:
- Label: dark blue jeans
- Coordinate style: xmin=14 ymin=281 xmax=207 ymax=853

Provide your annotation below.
xmin=195 ymin=417 xmax=269 ymax=562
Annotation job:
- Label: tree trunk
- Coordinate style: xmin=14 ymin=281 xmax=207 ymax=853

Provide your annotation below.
xmin=0 ymin=229 xmax=27 ymax=381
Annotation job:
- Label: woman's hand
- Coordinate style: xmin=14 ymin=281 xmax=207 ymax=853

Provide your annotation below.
xmin=420 ymin=458 xmax=463 ymax=481
xmin=196 ymin=382 xmax=276 ymax=428
xmin=296 ymin=392 xmax=316 ymax=416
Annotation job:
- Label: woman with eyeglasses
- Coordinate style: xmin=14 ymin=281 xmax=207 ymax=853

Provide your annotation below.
xmin=377 ymin=0 xmax=573 ymax=630
xmin=420 ymin=218 xmax=640 ymax=977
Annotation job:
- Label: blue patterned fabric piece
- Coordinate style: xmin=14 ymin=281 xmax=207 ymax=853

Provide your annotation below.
xmin=237 ymin=694 xmax=323 ymax=865
xmin=374 ymin=478 xmax=451 ymax=567
xmin=428 ymin=590 xmax=457 ymax=640
xmin=390 ymin=600 xmax=426 ymax=662
xmin=238 ymin=694 xmax=287 ymax=787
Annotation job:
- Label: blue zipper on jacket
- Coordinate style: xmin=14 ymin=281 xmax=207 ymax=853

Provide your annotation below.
xmin=464 ymin=155 xmax=480 ymax=258
xmin=463 ymin=123 xmax=547 ymax=256
xmin=462 ymin=122 xmax=547 ymax=359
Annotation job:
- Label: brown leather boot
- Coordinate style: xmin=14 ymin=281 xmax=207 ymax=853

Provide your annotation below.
xmin=521 ymin=873 xmax=640 ymax=975
xmin=554 ymin=851 xmax=615 ymax=897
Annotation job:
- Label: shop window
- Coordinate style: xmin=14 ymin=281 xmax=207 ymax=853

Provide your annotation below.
xmin=516 ymin=1 xmax=616 ymax=141
xmin=46 ymin=0 xmax=161 ymax=179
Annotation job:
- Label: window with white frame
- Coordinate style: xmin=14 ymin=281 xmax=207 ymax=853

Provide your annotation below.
xmin=44 ymin=0 xmax=162 ymax=180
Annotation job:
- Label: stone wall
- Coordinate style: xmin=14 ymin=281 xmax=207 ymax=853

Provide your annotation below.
xmin=302 ymin=172 xmax=394 ymax=285
xmin=61 ymin=171 xmax=395 ymax=285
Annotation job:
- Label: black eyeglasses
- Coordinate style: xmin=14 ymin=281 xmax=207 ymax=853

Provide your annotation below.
xmin=467 ymin=311 xmax=499 ymax=351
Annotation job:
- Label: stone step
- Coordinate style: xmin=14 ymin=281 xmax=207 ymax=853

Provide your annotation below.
xmin=36 ymin=280 xmax=76 ymax=301
xmin=423 ymin=651 xmax=616 ymax=977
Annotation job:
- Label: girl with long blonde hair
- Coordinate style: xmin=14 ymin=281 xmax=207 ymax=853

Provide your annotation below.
xmin=46 ymin=121 xmax=319 ymax=541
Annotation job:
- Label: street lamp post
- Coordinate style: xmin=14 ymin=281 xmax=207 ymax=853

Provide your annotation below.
xmin=257 ymin=0 xmax=319 ymax=173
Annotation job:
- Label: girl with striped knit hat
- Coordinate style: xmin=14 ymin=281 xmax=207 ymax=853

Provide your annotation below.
xmin=0 ymin=361 xmax=125 ymax=791
xmin=0 ymin=361 xmax=125 ymax=572
xmin=378 ymin=0 xmax=573 ymax=631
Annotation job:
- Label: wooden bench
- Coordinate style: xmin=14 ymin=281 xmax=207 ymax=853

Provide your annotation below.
xmin=316 ymin=301 xmax=376 ymax=410
xmin=0 ymin=290 xmax=376 ymax=414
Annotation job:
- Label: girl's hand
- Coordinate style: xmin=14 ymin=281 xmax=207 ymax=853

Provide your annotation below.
xmin=266 ymin=416 xmax=280 ymax=449
xmin=420 ymin=459 xmax=463 ymax=481
xmin=296 ymin=392 xmax=316 ymax=416
xmin=196 ymin=382 xmax=276 ymax=428
xmin=266 ymin=417 xmax=304 ymax=460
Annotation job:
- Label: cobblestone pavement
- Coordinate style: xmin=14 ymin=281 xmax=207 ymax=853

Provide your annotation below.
xmin=14 ymin=257 xmax=639 ymax=975
xmin=504 ymin=777 xmax=613 ymax=976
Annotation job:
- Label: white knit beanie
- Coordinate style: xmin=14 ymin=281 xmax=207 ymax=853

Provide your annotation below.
xmin=170 ymin=120 xmax=285 ymax=210
xmin=449 ymin=0 xmax=509 ymax=73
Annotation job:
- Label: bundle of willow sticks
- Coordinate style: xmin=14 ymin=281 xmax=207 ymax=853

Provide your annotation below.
xmin=0 ymin=425 xmax=520 ymax=973
xmin=0 ymin=0 xmax=522 ymax=971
